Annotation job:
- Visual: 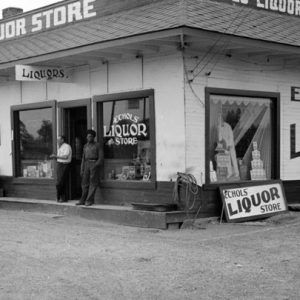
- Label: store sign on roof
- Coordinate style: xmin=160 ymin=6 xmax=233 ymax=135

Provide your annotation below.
xmin=0 ymin=0 xmax=97 ymax=42
xmin=220 ymin=0 xmax=300 ymax=17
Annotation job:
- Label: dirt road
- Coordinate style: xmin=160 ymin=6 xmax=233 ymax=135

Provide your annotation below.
xmin=0 ymin=210 xmax=299 ymax=300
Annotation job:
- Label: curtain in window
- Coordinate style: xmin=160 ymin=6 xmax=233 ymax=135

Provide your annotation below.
xmin=209 ymin=95 xmax=272 ymax=182
xmin=242 ymin=106 xmax=271 ymax=179
xmin=233 ymin=104 xmax=266 ymax=146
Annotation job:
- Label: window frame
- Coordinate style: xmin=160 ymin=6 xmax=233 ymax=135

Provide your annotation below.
xmin=205 ymin=87 xmax=280 ymax=187
xmin=11 ymin=100 xmax=57 ymax=182
xmin=57 ymin=98 xmax=92 ymax=136
xmin=93 ymin=89 xmax=156 ymax=190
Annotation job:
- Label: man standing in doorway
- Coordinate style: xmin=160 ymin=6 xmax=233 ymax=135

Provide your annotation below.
xmin=50 ymin=135 xmax=72 ymax=202
xmin=76 ymin=129 xmax=103 ymax=206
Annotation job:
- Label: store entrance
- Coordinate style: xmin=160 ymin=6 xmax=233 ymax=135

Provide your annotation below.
xmin=63 ymin=106 xmax=87 ymax=200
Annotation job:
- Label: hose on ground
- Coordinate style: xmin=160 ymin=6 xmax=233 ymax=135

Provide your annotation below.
xmin=173 ymin=172 xmax=200 ymax=213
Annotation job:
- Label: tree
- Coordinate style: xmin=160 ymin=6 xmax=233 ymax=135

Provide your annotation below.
xmin=37 ymin=120 xmax=52 ymax=145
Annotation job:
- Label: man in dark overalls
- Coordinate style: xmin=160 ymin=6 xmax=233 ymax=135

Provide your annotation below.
xmin=76 ymin=129 xmax=103 ymax=206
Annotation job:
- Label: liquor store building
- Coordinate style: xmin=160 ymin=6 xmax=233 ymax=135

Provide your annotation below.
xmin=0 ymin=0 xmax=299 ymax=216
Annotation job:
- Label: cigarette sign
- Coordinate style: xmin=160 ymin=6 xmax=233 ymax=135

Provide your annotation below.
xmin=220 ymin=180 xmax=288 ymax=222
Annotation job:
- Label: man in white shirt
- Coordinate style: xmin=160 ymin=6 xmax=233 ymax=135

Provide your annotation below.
xmin=50 ymin=135 xmax=72 ymax=202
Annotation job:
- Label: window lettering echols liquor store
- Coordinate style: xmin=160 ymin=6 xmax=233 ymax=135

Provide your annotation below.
xmin=98 ymin=93 xmax=154 ymax=182
xmin=104 ymin=113 xmax=147 ymax=146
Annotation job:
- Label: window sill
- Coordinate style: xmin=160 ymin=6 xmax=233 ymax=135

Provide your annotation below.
xmin=13 ymin=177 xmax=55 ymax=185
xmin=203 ymin=179 xmax=276 ymax=191
xmin=100 ymin=180 xmax=156 ymax=190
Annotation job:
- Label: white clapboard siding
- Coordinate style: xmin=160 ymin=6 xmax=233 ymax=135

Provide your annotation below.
xmin=0 ymin=51 xmax=299 ymax=182
xmin=0 ymin=53 xmax=185 ymax=181
xmin=184 ymin=52 xmax=300 ymax=182
xmin=143 ymin=53 xmax=185 ymax=181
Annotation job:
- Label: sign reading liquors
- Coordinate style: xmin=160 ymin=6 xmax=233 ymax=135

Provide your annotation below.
xmin=220 ymin=180 xmax=288 ymax=222
xmin=104 ymin=113 xmax=148 ymax=146
xmin=15 ymin=65 xmax=72 ymax=82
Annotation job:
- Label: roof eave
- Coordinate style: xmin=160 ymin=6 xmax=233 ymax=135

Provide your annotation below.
xmin=2 ymin=25 xmax=300 ymax=71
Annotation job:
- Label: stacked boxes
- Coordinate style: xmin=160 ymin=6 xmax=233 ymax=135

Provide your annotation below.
xmin=250 ymin=142 xmax=266 ymax=180
xmin=216 ymin=153 xmax=231 ymax=181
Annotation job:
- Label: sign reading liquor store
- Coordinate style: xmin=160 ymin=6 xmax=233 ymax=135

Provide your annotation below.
xmin=219 ymin=180 xmax=288 ymax=223
xmin=0 ymin=0 xmax=96 ymax=42
xmin=104 ymin=113 xmax=148 ymax=146
xmin=218 ymin=0 xmax=300 ymax=17
xmin=15 ymin=65 xmax=72 ymax=82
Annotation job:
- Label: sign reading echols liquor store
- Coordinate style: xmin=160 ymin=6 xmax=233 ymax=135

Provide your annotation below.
xmin=219 ymin=180 xmax=288 ymax=223
xmin=104 ymin=113 xmax=148 ymax=146
xmin=0 ymin=0 xmax=96 ymax=41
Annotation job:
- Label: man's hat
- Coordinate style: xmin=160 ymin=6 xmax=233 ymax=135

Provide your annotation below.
xmin=87 ymin=129 xmax=96 ymax=137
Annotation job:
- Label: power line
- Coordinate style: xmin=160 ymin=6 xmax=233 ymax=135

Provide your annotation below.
xmin=191 ymin=5 xmax=251 ymax=80
xmin=198 ymin=8 xmax=254 ymax=77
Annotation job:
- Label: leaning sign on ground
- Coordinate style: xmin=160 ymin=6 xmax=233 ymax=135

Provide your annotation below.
xmin=219 ymin=180 xmax=288 ymax=223
xmin=15 ymin=65 xmax=72 ymax=82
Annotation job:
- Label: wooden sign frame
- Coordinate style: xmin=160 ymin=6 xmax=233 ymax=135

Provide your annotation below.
xmin=219 ymin=180 xmax=288 ymax=223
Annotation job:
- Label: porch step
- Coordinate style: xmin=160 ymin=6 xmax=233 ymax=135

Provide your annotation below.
xmin=288 ymin=204 xmax=300 ymax=211
xmin=0 ymin=197 xmax=191 ymax=230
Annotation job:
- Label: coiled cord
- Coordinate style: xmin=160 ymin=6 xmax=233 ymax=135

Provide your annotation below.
xmin=173 ymin=172 xmax=199 ymax=213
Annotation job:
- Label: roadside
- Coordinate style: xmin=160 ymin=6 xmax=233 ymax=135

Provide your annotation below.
xmin=0 ymin=209 xmax=299 ymax=300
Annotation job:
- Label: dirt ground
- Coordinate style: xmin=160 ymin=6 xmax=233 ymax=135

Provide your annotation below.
xmin=0 ymin=209 xmax=299 ymax=300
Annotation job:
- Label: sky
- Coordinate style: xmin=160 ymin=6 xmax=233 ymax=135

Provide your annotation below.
xmin=0 ymin=0 xmax=64 ymax=18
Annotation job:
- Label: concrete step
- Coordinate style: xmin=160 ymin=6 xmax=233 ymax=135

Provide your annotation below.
xmin=0 ymin=197 xmax=191 ymax=229
xmin=288 ymin=204 xmax=300 ymax=211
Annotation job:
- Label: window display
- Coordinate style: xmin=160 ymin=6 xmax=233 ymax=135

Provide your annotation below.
xmin=209 ymin=94 xmax=273 ymax=183
xmin=14 ymin=107 xmax=54 ymax=178
xmin=250 ymin=141 xmax=266 ymax=180
xmin=101 ymin=96 xmax=152 ymax=182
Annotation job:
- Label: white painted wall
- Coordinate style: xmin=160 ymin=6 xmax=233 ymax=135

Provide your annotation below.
xmin=47 ymin=66 xmax=91 ymax=101
xmin=0 ymin=81 xmax=21 ymax=175
xmin=184 ymin=52 xmax=300 ymax=182
xmin=0 ymin=53 xmax=185 ymax=181
xmin=1 ymin=50 xmax=298 ymax=183
xmin=144 ymin=53 xmax=185 ymax=181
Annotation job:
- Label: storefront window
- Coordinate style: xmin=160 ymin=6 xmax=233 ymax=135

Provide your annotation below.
xmin=99 ymin=94 xmax=153 ymax=182
xmin=208 ymin=94 xmax=274 ymax=183
xmin=13 ymin=103 xmax=55 ymax=178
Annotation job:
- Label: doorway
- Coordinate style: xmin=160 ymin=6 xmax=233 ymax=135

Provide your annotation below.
xmin=59 ymin=100 xmax=91 ymax=200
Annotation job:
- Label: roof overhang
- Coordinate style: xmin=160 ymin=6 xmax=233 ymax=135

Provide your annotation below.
xmin=1 ymin=26 xmax=300 ymax=80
